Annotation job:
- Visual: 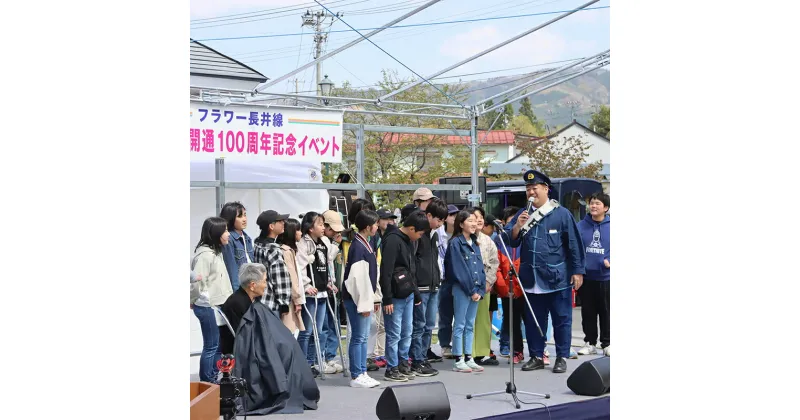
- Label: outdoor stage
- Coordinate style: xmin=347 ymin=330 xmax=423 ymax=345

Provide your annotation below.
xmin=270 ymin=351 xmax=608 ymax=420
xmin=192 ymin=349 xmax=608 ymax=420
xmin=190 ymin=309 xmax=610 ymax=419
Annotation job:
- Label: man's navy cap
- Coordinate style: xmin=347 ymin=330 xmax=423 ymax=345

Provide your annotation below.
xmin=523 ymin=169 xmax=551 ymax=187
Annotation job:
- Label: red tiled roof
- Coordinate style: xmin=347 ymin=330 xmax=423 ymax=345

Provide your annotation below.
xmin=383 ymin=130 xmax=516 ymax=146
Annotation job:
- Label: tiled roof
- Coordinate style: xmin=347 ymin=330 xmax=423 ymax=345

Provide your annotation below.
xmin=384 ymin=130 xmax=516 ymax=145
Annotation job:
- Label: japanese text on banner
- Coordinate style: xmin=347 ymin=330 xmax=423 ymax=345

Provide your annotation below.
xmin=189 ymin=104 xmax=342 ymax=163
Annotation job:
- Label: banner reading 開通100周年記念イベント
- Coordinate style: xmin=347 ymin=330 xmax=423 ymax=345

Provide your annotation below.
xmin=190 ymin=103 xmax=343 ymax=163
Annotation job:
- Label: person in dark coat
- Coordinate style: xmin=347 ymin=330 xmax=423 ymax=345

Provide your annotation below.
xmin=219 ymin=263 xmax=268 ymax=355
xmin=233 ymin=297 xmax=321 ymax=414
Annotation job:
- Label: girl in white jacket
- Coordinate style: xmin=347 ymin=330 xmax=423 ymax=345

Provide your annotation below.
xmin=341 ymin=210 xmax=382 ymax=388
xmin=190 ymin=216 xmax=234 ymax=383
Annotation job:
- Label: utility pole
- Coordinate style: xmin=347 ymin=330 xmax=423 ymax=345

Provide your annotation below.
xmin=301 ymin=10 xmax=341 ymax=101
xmin=565 ymin=100 xmax=581 ymax=121
xmin=301 ymin=9 xmax=340 ymax=181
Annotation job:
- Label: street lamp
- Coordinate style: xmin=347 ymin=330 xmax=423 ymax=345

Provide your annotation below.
xmin=318 ymin=74 xmax=334 ymax=105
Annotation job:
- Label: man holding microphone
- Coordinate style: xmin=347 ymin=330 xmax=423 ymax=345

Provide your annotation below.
xmin=504 ymin=170 xmax=586 ymax=374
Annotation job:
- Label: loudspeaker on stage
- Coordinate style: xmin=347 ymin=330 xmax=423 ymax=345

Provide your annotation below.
xmin=567 ymin=356 xmax=610 ymax=396
xmin=376 ymin=381 xmax=451 ymax=420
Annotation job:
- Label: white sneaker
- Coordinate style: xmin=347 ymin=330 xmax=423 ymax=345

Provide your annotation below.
xmin=465 ymin=358 xmax=484 ymax=372
xmin=453 ymin=358 xmax=472 ymax=373
xmin=318 ymin=363 xmax=337 ymax=374
xmin=603 ymin=346 xmax=610 ymax=356
xmin=577 ymin=343 xmax=598 ymax=356
xmin=327 ymin=360 xmax=344 ymax=373
xmin=349 ymin=374 xmax=373 ymax=388
xmin=362 ymin=373 xmax=381 ymax=388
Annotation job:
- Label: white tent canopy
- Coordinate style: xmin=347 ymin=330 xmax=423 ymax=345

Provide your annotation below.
xmin=190 ymin=157 xmax=329 ymax=258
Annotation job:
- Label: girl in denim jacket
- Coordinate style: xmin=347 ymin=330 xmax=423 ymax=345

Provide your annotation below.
xmin=444 ymin=210 xmax=486 ymax=373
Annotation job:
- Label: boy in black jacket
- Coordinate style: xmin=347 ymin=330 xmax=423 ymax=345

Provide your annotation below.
xmin=409 ymin=198 xmax=449 ymax=376
xmin=380 ymin=210 xmax=429 ymax=382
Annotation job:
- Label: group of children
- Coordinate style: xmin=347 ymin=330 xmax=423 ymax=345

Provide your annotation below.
xmin=190 ymin=187 xmax=611 ymax=390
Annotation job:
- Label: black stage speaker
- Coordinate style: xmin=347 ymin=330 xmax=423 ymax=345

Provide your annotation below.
xmin=376 ymin=381 xmax=451 ymax=420
xmin=567 ymin=356 xmax=610 ymax=396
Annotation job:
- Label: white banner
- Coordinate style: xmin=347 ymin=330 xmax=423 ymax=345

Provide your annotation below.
xmin=189 ymin=103 xmax=343 ymax=163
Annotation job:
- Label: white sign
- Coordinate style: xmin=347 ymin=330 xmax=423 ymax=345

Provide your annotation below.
xmin=189 ymin=103 xmax=343 ymax=163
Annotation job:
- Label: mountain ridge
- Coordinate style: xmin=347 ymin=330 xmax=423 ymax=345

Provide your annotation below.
xmin=457 ymin=68 xmax=610 ymax=130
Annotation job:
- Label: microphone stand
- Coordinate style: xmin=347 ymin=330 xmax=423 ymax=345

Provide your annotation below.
xmin=466 ymin=220 xmax=550 ymax=408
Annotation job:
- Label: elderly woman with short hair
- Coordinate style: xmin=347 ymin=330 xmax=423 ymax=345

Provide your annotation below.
xmin=219 ymin=263 xmax=268 ymax=355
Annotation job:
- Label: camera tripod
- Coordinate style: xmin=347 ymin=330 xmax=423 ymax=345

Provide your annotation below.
xmin=466 ymin=223 xmax=550 ymax=409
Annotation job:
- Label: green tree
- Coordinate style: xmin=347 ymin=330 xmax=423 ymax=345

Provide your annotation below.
xmin=479 ymin=99 xmax=500 ymax=130
xmin=509 ymin=114 xmax=544 ymax=137
xmin=501 ymin=102 xmax=514 ymax=129
xmin=479 ymin=99 xmax=514 ymax=130
xmin=589 ymin=105 xmax=610 ymax=138
xmin=519 ymin=97 xmax=535 ymax=122
xmin=518 ymin=96 xmax=545 ymax=134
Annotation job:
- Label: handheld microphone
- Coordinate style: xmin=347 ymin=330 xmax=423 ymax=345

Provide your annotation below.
xmin=519 ymin=197 xmax=536 ymax=237
xmin=525 ymin=196 xmax=535 ymax=214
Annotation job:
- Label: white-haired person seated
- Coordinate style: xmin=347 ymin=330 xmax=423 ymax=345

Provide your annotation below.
xmin=218 ymin=262 xmax=321 ymax=414
xmin=219 ymin=263 xmax=268 ymax=355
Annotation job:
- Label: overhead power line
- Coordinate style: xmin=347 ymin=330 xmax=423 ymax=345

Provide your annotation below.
xmin=190 ymin=0 xmax=352 ymax=24
xmin=192 ymin=6 xmax=610 ymax=42
xmin=191 ymin=0 xmax=371 ymax=29
xmin=216 ymin=0 xmax=574 ymax=61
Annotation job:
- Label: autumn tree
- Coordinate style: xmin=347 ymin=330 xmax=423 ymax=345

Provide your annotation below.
xmin=515 ymin=133 xmax=603 ymax=179
xmin=324 ymin=70 xmax=489 ymax=210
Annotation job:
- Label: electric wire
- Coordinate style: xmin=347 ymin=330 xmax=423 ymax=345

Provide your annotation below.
xmin=216 ymin=0 xmax=582 ymax=62
xmin=311 ymin=0 xmax=465 ymax=106
xmin=192 ymin=6 xmax=610 ymax=42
